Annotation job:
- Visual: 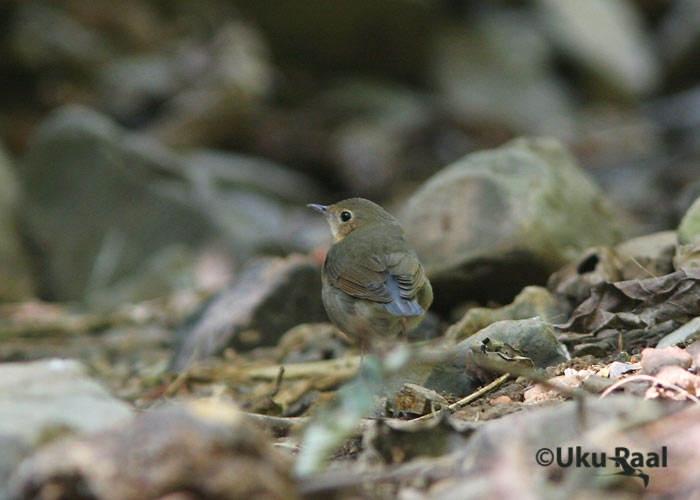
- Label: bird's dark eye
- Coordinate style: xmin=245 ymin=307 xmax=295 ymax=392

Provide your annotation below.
xmin=340 ymin=211 xmax=352 ymax=222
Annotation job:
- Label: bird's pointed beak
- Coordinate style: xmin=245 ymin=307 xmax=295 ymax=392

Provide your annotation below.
xmin=306 ymin=203 xmax=328 ymax=215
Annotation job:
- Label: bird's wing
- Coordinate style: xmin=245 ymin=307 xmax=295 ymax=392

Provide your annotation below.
xmin=324 ymin=249 xmax=392 ymax=302
xmin=324 ymin=247 xmax=425 ymax=317
xmin=385 ymin=251 xmax=425 ymax=300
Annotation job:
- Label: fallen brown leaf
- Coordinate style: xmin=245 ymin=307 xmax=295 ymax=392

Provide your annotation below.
xmin=560 ymin=268 xmax=700 ymax=334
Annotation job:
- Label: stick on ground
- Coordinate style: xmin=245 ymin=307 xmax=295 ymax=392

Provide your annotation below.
xmin=410 ymin=373 xmax=512 ymax=422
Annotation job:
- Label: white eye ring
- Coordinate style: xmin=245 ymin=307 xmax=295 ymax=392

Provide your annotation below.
xmin=340 ymin=210 xmax=352 ymax=222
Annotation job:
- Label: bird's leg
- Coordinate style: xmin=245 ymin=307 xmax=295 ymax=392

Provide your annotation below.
xmin=401 ymin=317 xmax=408 ymax=343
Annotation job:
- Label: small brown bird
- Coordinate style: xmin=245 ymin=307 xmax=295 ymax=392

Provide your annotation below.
xmin=308 ymin=198 xmax=433 ymax=352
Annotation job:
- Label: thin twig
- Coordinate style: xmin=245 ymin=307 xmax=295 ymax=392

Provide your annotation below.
xmin=628 ymin=256 xmax=657 ymax=279
xmin=271 ymin=366 xmax=285 ymax=397
xmin=618 ymin=331 xmax=623 ymax=353
xmin=162 ymin=370 xmax=190 ymax=398
xmin=465 ymin=361 xmax=591 ymax=430
xmin=410 ymin=373 xmax=511 ymax=422
xmin=600 ymin=374 xmax=700 ymax=403
xmin=188 ymin=356 xmax=361 ymax=382
xmin=161 ymin=345 xmax=201 ymax=399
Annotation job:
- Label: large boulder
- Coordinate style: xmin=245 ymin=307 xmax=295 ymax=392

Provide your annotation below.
xmin=19 ymin=106 xmax=327 ymax=307
xmin=401 ymin=137 xmax=628 ymax=307
xmin=20 ymin=106 xmax=218 ymax=304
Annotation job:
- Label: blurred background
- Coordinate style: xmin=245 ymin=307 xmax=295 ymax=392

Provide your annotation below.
xmin=4 ymin=4 xmax=700 ymax=497
xmin=0 ymin=0 xmax=699 ymax=311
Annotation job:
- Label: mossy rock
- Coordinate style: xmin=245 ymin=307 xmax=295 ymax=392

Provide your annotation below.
xmin=402 ymin=137 xmax=630 ymax=307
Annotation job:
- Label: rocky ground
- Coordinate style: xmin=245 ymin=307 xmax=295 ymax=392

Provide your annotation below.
xmin=1 ymin=1 xmax=700 ymax=499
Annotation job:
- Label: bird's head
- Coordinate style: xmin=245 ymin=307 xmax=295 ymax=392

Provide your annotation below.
xmin=307 ymin=197 xmax=398 ymax=243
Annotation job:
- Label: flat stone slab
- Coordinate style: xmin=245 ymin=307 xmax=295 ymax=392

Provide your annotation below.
xmin=0 ymin=359 xmax=132 ymax=497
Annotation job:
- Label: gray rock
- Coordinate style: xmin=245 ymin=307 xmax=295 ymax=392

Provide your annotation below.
xmin=647 ymin=86 xmax=700 ymax=141
xmin=462 ymin=318 xmax=569 ymax=382
xmin=580 ymin=374 xmax=614 ymax=394
xmin=615 ymin=231 xmax=677 ymax=279
xmin=0 ymin=359 xmax=132 ymax=497
xmin=0 ymin=358 xmax=132 ymax=439
xmin=677 ymin=169 xmax=700 ymax=224
xmin=172 ymin=255 xmax=327 ymax=369
xmin=383 ymin=352 xmax=478 ymax=400
xmin=641 ymin=346 xmax=692 ymax=375
xmin=20 ymin=106 xmax=219 ymax=304
xmin=657 ymin=317 xmax=700 ymax=349
xmin=590 ymin=158 xmax=673 ymax=235
xmin=373 ymin=345 xmax=479 ymax=406
xmin=183 ymin=149 xmax=328 ymax=254
xmin=430 ymin=10 xmax=574 ymax=137
xmin=658 ymin=0 xmax=700 ymax=80
xmin=674 ymin=239 xmax=700 ymax=271
xmin=675 ymin=198 xmax=700 ymax=270
xmin=9 ymin=400 xmax=296 ymax=500
xmin=374 ymin=319 xmax=569 ymax=402
xmin=402 ymin=137 xmax=628 ymax=306
xmin=97 ymin=52 xmax=182 ymax=121
xmin=186 ymin=149 xmax=324 ymax=205
xmin=0 ymin=143 xmax=35 ymax=301
xmin=86 ymin=245 xmax=200 ymax=310
xmin=20 ymin=106 xmax=327 ymax=307
xmin=101 ymin=19 xmax=273 ymax=124
xmin=446 ymin=286 xmax=570 ymax=343
xmin=394 ymin=383 xmax=449 ymax=416
xmin=678 ymin=197 xmax=700 ymax=245
xmin=537 ymin=0 xmax=660 ymax=99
